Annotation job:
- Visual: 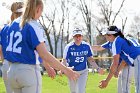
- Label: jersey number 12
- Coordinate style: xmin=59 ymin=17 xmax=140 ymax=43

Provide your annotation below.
xmin=6 ymin=31 xmax=22 ymax=53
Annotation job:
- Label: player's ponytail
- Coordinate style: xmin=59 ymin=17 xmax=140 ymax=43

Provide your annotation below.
xmin=20 ymin=0 xmax=43 ymax=28
xmin=11 ymin=2 xmax=23 ymax=22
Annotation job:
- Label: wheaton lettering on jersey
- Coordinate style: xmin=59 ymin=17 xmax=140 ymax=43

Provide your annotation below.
xmin=70 ymin=51 xmax=88 ymax=56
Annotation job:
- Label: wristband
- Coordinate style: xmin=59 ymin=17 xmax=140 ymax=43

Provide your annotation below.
xmin=97 ymin=67 xmax=100 ymax=72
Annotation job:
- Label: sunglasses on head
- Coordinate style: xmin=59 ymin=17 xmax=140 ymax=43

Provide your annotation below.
xmin=73 ymin=34 xmax=82 ymax=37
xmin=73 ymin=30 xmax=82 ymax=33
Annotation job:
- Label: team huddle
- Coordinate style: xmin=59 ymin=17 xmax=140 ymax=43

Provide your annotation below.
xmin=1 ymin=0 xmax=140 ymax=93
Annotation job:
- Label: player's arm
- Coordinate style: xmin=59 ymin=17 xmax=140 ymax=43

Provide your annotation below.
xmin=58 ymin=59 xmax=72 ymax=76
xmin=36 ymin=42 xmax=79 ymax=80
xmin=99 ymin=54 xmax=120 ymax=88
xmin=106 ymin=55 xmax=120 ymax=81
xmin=42 ymin=61 xmax=56 ymax=79
xmin=92 ymin=45 xmax=105 ymax=51
xmin=57 ymin=59 xmax=67 ymax=76
xmin=114 ymin=60 xmax=127 ymax=78
xmin=88 ymin=56 xmax=104 ymax=75
xmin=117 ymin=60 xmax=127 ymax=73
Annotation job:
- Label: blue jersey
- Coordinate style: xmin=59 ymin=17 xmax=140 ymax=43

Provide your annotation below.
xmin=6 ymin=18 xmax=45 ymax=64
xmin=0 ymin=24 xmax=9 ymax=59
xmin=112 ymin=36 xmax=140 ymax=59
xmin=102 ymin=38 xmax=140 ymax=66
xmin=119 ymin=52 xmax=134 ymax=66
xmin=101 ymin=41 xmax=112 ymax=51
xmin=63 ymin=41 xmax=93 ymax=71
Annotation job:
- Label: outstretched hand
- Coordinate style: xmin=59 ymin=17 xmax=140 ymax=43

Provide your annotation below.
xmin=99 ymin=79 xmax=108 ymax=89
xmin=58 ymin=66 xmax=74 ymax=77
xmin=46 ymin=67 xmax=56 ymax=79
xmin=98 ymin=68 xmax=105 ymax=75
xmin=63 ymin=66 xmax=79 ymax=81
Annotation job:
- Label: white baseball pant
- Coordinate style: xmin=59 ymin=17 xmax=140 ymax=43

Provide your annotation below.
xmin=1 ymin=59 xmax=13 ymax=93
xmin=7 ymin=63 xmax=42 ymax=93
xmin=117 ymin=65 xmax=134 ymax=93
xmin=68 ymin=69 xmax=88 ymax=93
xmin=134 ymin=55 xmax=140 ymax=93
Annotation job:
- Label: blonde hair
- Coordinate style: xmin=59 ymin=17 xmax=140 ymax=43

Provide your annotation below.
xmin=20 ymin=0 xmax=43 ymax=28
xmin=11 ymin=2 xmax=23 ymax=22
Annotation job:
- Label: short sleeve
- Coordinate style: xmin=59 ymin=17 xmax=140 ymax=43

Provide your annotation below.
xmin=63 ymin=45 xmax=70 ymax=60
xmin=112 ymin=37 xmax=123 ymax=56
xmin=28 ymin=21 xmax=46 ymax=49
xmin=101 ymin=41 xmax=110 ymax=49
xmin=87 ymin=44 xmax=93 ymax=57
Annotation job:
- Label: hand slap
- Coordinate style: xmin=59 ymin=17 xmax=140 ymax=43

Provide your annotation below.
xmin=98 ymin=80 xmax=108 ymax=89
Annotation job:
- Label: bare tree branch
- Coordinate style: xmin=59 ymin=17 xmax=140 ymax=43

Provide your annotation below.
xmin=112 ymin=0 xmax=125 ymax=24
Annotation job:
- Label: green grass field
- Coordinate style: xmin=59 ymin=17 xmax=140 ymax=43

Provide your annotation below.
xmin=0 ymin=73 xmax=135 ymax=93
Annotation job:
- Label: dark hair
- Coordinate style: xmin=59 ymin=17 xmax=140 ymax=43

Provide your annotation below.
xmin=108 ymin=26 xmax=132 ymax=46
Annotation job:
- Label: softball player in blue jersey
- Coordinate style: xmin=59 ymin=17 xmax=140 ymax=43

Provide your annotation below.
xmin=115 ymin=38 xmax=140 ymax=93
xmin=6 ymin=0 xmax=79 ymax=93
xmin=0 ymin=2 xmax=23 ymax=93
xmin=94 ymin=38 xmax=139 ymax=93
xmin=95 ymin=26 xmax=140 ymax=93
xmin=62 ymin=29 xmax=104 ymax=93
